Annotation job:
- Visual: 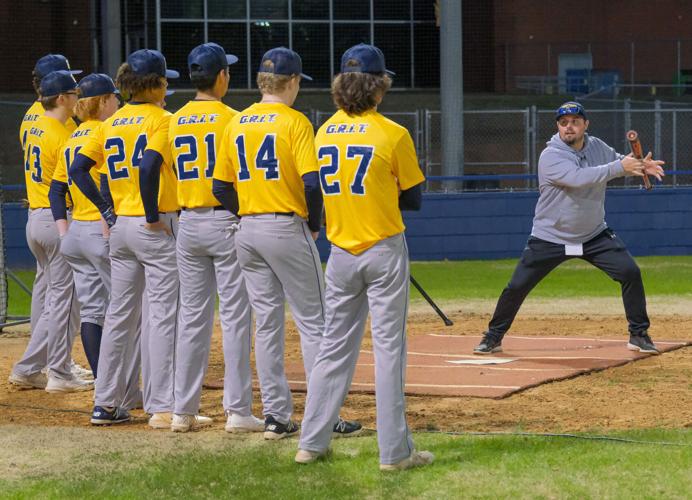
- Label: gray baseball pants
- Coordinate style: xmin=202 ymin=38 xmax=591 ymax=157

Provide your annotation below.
xmin=299 ymin=233 xmax=415 ymax=465
xmin=13 ymin=208 xmax=79 ymax=380
xmin=61 ymin=219 xmax=142 ymax=407
xmin=174 ymin=208 xmax=253 ymax=416
xmin=94 ymin=213 xmax=178 ymax=413
xmin=235 ymin=214 xmax=325 ymax=424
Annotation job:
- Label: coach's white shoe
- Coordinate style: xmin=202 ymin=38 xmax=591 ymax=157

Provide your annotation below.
xmin=225 ymin=413 xmax=265 ymax=433
xmin=8 ymin=371 xmax=47 ymax=389
xmin=45 ymin=375 xmax=93 ymax=393
xmin=148 ymin=412 xmax=173 ymax=429
xmin=295 ymin=449 xmax=329 ymax=464
xmin=171 ymin=414 xmax=213 ymax=432
xmin=380 ymin=450 xmax=435 ymax=471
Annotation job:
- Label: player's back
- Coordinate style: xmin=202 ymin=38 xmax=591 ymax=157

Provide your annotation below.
xmin=24 ymin=114 xmax=71 ymax=209
xmin=55 ymin=120 xmax=103 ymax=221
xmin=21 ymin=101 xmax=77 ymax=150
xmin=170 ymin=100 xmax=236 ymax=209
xmin=80 ymin=102 xmax=178 ymax=216
xmin=221 ymin=102 xmax=316 ymax=218
xmin=315 ymin=109 xmax=423 ymax=254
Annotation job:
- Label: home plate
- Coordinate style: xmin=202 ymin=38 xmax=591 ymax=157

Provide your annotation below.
xmin=446 ymin=358 xmax=517 ymax=365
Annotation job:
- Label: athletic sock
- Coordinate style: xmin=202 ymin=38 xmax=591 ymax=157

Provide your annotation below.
xmin=80 ymin=322 xmax=103 ymax=378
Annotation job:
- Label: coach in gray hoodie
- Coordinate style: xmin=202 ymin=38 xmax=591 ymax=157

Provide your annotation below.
xmin=474 ymin=101 xmax=664 ymax=355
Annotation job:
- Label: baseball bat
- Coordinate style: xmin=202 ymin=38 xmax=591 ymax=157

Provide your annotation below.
xmin=409 ymin=275 xmax=454 ymax=326
xmin=626 ymin=130 xmax=653 ymax=191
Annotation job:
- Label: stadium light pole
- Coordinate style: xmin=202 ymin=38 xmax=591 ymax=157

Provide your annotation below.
xmin=440 ymin=0 xmax=464 ymax=190
xmin=101 ymin=0 xmax=122 ymax=76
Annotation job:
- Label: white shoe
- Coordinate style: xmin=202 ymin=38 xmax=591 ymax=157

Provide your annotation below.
xmin=171 ymin=414 xmax=213 ymax=432
xmin=148 ymin=412 xmax=173 ymax=429
xmin=45 ymin=375 xmax=93 ymax=393
xmin=225 ymin=413 xmax=265 ymax=433
xmin=8 ymin=371 xmax=47 ymax=389
xmin=380 ymin=450 xmax=435 ymax=471
xmin=295 ymin=449 xmax=328 ymax=464
xmin=71 ymin=361 xmax=94 ymax=380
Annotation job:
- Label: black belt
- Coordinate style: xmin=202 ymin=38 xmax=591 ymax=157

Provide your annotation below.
xmin=273 ymin=212 xmax=294 ymax=216
xmin=181 ymin=206 xmax=227 ymax=211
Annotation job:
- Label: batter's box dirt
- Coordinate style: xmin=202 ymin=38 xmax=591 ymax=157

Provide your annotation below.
xmin=270 ymin=335 xmax=689 ymax=399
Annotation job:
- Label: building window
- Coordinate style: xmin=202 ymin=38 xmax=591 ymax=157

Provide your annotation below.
xmin=156 ymin=0 xmax=439 ymax=89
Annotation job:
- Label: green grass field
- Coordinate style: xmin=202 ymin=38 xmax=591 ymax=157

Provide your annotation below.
xmin=2 ymin=430 xmax=690 ymax=499
xmin=2 ymin=258 xmax=690 ymax=497
xmin=7 ymin=256 xmax=692 ymax=317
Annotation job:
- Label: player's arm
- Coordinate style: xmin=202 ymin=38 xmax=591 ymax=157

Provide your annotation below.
xmin=212 ymin=124 xmax=241 ymax=216
xmin=392 ymin=131 xmax=425 ymax=212
xmin=139 ymin=150 xmax=164 ymax=223
xmin=69 ymin=126 xmax=116 ymax=226
xmin=302 ymin=172 xmax=323 ymax=233
xmin=49 ymin=144 xmax=70 ymax=235
xmin=293 ymin=116 xmax=322 ymax=237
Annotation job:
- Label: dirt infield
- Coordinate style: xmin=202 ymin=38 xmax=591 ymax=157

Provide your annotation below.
xmin=1 ymin=300 xmax=691 ymax=433
xmin=280 ymin=334 xmax=690 ymax=398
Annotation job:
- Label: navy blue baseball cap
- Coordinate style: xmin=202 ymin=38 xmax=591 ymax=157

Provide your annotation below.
xmin=188 ymin=42 xmax=238 ymax=78
xmin=555 ymin=101 xmax=587 ymax=121
xmin=258 ymin=47 xmax=312 ymax=81
xmin=127 ymin=49 xmax=179 ymax=79
xmin=34 ymin=54 xmax=82 ymax=79
xmin=39 ymin=70 xmax=78 ymax=97
xmin=340 ymin=43 xmax=395 ymax=76
xmin=78 ymin=73 xmax=119 ymax=98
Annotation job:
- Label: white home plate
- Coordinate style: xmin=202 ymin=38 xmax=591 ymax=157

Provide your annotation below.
xmin=446 ymin=358 xmax=517 ymax=365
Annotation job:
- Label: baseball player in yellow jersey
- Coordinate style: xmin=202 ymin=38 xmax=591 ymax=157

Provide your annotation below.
xmin=214 ymin=47 xmax=360 ymax=439
xmin=18 ymin=55 xmax=81 ymax=364
xmin=297 ymin=44 xmax=433 ymax=471
xmin=167 ymin=42 xmax=262 ymax=433
xmin=9 ymin=70 xmax=90 ymax=393
xmin=48 ymin=74 xmax=143 ymax=410
xmin=69 ymin=49 xmax=180 ymax=426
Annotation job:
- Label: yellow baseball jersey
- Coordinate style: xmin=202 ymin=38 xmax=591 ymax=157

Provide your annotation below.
xmin=54 ymin=120 xmax=106 ymax=221
xmin=169 ymin=100 xmax=237 ymax=208
xmin=21 ymin=101 xmax=78 ymax=150
xmin=315 ymin=109 xmax=425 ymax=254
xmin=23 ymin=115 xmax=71 ymax=209
xmin=214 ymin=102 xmax=318 ymax=218
xmin=79 ymin=103 xmax=179 ymax=216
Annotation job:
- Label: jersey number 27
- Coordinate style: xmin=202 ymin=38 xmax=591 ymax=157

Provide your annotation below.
xmin=317 ymin=145 xmax=374 ymax=195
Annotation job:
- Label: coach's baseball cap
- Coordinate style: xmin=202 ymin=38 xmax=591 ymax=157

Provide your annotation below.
xmin=555 ymin=101 xmax=587 ymax=121
xmin=258 ymin=47 xmax=312 ymax=81
xmin=39 ymin=70 xmax=78 ymax=97
xmin=340 ymin=43 xmax=395 ymax=76
xmin=33 ymin=54 xmax=82 ymax=79
xmin=127 ymin=49 xmax=180 ymax=79
xmin=188 ymin=43 xmax=238 ymax=78
xmin=78 ymin=73 xmax=119 ymax=98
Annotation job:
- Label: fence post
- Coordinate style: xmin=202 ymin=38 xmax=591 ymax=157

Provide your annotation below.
xmin=424 ymin=109 xmax=431 ymax=180
xmin=523 ymin=108 xmax=530 ymax=189
xmin=672 ymin=110 xmax=677 ymax=186
xmin=530 ymin=105 xmax=538 ymax=180
xmin=654 ymin=100 xmax=662 ymax=160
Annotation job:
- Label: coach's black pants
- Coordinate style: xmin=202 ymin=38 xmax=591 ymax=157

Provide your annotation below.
xmin=487 ymin=229 xmax=650 ymax=339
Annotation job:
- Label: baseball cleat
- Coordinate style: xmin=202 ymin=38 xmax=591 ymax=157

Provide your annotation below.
xmin=91 ymin=406 xmax=130 ymax=425
xmin=295 ymin=449 xmax=329 ymax=464
xmin=8 ymin=371 xmax=47 ymax=389
xmin=264 ymin=416 xmax=300 ymax=440
xmin=380 ymin=450 xmax=435 ymax=472
xmin=225 ymin=413 xmax=265 ymax=433
xmin=148 ymin=412 xmax=173 ymax=429
xmin=70 ymin=361 xmax=94 ymax=380
xmin=627 ymin=332 xmax=660 ymax=354
xmin=171 ymin=414 xmax=213 ymax=432
xmin=473 ymin=332 xmax=503 ymax=355
xmin=45 ymin=375 xmax=93 ymax=393
xmin=332 ymin=417 xmax=363 ymax=438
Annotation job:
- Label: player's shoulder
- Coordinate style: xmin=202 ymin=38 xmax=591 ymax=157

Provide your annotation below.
xmin=373 ymin=112 xmax=408 ymax=137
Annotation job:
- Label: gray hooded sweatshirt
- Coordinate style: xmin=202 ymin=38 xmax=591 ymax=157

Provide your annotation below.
xmin=531 ymin=133 xmax=626 ymax=245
